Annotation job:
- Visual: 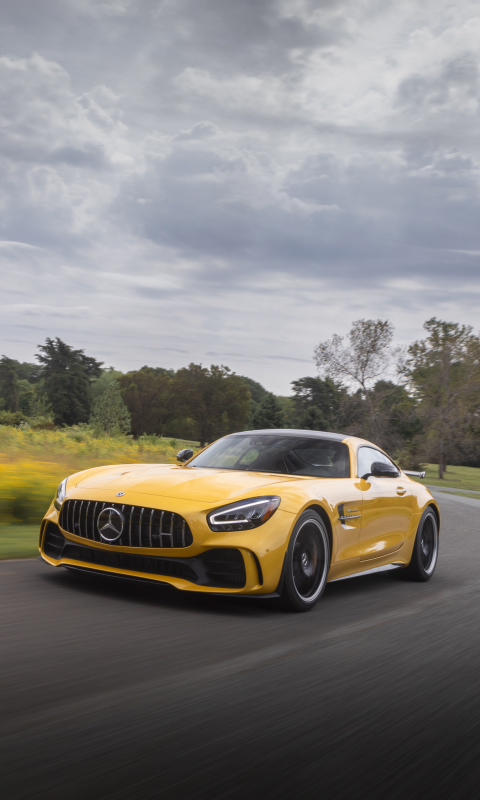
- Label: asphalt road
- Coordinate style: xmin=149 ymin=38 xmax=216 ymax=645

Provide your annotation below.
xmin=2 ymin=493 xmax=480 ymax=800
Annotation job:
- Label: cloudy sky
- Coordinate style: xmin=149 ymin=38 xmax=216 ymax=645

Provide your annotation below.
xmin=1 ymin=0 xmax=479 ymax=393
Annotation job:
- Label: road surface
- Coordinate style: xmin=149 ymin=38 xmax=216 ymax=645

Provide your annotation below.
xmin=2 ymin=492 xmax=480 ymax=799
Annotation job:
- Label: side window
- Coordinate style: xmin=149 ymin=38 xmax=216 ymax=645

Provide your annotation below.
xmin=357 ymin=447 xmax=377 ymax=478
xmin=357 ymin=447 xmax=397 ymax=478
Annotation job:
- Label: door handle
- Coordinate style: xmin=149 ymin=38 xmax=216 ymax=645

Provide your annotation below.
xmin=396 ymin=487 xmax=406 ymax=496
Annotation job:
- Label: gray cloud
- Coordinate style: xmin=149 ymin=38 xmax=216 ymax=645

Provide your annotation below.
xmin=1 ymin=0 xmax=480 ymax=393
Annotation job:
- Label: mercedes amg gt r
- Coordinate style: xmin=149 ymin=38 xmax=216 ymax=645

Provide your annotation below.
xmin=39 ymin=429 xmax=439 ymax=611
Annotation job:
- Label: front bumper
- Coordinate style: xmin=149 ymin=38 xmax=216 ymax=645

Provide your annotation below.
xmin=39 ymin=499 xmax=294 ymax=595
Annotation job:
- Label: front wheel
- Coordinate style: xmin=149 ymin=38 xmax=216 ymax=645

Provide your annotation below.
xmin=397 ymin=507 xmax=439 ymax=581
xmin=280 ymin=511 xmax=330 ymax=612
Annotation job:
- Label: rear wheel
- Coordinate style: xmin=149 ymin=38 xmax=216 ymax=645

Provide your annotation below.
xmin=395 ymin=507 xmax=439 ymax=581
xmin=280 ymin=511 xmax=330 ymax=612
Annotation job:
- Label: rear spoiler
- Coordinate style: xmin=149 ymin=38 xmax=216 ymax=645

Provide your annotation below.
xmin=403 ymin=470 xmax=426 ymax=479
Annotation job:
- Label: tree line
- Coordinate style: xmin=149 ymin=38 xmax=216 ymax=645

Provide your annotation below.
xmin=1 ymin=317 xmax=480 ymax=476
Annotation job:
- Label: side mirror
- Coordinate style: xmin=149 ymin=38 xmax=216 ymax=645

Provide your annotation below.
xmin=368 ymin=461 xmax=399 ymax=479
xmin=177 ymin=448 xmax=194 ymax=463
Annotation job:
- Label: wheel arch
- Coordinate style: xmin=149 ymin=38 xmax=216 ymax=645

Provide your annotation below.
xmin=274 ymin=502 xmax=333 ymax=598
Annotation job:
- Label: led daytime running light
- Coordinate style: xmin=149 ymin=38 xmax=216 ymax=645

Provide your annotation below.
xmin=207 ymin=496 xmax=280 ymax=532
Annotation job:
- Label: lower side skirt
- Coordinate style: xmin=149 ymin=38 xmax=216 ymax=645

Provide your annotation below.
xmin=329 ymin=562 xmax=405 ymax=582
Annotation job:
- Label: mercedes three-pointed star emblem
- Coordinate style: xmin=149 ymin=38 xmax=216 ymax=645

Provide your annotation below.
xmin=97 ymin=507 xmax=125 ymax=543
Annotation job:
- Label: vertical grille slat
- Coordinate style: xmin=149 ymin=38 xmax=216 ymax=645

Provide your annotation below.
xmin=93 ymin=502 xmax=98 ymax=541
xmin=149 ymin=509 xmax=153 ymax=548
xmin=59 ymin=499 xmax=193 ymax=549
xmin=78 ymin=501 xmax=83 ymax=539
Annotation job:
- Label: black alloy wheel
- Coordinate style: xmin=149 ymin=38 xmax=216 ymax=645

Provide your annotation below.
xmin=394 ymin=507 xmax=439 ymax=582
xmin=280 ymin=510 xmax=330 ymax=612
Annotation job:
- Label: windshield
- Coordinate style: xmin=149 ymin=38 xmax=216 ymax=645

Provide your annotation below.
xmin=188 ymin=434 xmax=350 ymax=478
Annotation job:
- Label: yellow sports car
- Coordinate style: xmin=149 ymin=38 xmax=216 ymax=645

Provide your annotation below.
xmin=39 ymin=429 xmax=439 ymax=611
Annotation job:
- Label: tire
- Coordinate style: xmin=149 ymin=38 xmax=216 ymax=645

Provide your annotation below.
xmin=396 ymin=507 xmax=439 ymax=582
xmin=280 ymin=510 xmax=330 ymax=612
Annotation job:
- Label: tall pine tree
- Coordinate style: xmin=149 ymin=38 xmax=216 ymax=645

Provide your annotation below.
xmin=249 ymin=392 xmax=284 ymax=429
xmin=36 ymin=338 xmax=103 ymax=425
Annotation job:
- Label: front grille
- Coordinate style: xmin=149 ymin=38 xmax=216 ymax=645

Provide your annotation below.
xmin=42 ymin=529 xmax=246 ymax=588
xmin=59 ymin=499 xmax=193 ymax=549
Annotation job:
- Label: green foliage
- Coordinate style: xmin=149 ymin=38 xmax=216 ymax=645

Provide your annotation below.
xmin=91 ymin=367 xmax=124 ymax=401
xmin=296 ymin=405 xmax=329 ymax=431
xmin=0 ymin=356 xmax=19 ymax=412
xmin=249 ymin=392 xmax=284 ymax=429
xmin=29 ymin=393 xmax=54 ymax=420
xmin=119 ymin=368 xmax=175 ymax=437
xmin=0 ymin=410 xmax=30 ymax=426
xmin=175 ymin=364 xmax=251 ymax=446
xmin=36 ymin=337 xmax=103 ymax=426
xmin=139 ymin=365 xmax=176 ymax=377
xmin=10 ymin=361 xmax=43 ymax=383
xmin=237 ymin=376 xmax=268 ymax=404
xmin=90 ymin=381 xmax=131 ymax=437
xmin=403 ymin=318 xmax=480 ymax=477
xmin=291 ymin=376 xmax=347 ymax=431
xmin=17 ymin=379 xmax=35 ymax=414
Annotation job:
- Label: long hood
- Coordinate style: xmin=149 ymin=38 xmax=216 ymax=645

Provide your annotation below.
xmin=71 ymin=464 xmax=297 ymax=503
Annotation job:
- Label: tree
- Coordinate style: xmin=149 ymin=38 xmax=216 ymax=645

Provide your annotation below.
xmin=237 ymin=375 xmax=269 ymax=424
xmin=402 ymin=318 xmax=480 ymax=478
xmin=119 ymin=368 xmax=176 ymax=437
xmin=36 ymin=338 xmax=103 ymax=426
xmin=291 ymin=376 xmax=347 ymax=431
xmin=174 ymin=364 xmax=250 ymax=446
xmin=91 ymin=368 xmax=124 ymax=402
xmin=17 ymin=379 xmax=36 ymax=414
xmin=0 ymin=356 xmax=19 ymax=412
xmin=314 ymin=319 xmax=396 ymax=442
xmin=90 ymin=381 xmax=131 ymax=437
xmin=29 ymin=393 xmax=54 ymax=421
xmin=249 ymin=392 xmax=284 ymax=429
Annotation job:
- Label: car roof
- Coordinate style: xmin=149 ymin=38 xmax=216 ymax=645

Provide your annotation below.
xmin=228 ymin=429 xmax=348 ymax=442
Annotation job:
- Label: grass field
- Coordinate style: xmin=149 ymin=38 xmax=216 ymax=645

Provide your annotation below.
xmin=0 ymin=525 xmax=39 ymax=560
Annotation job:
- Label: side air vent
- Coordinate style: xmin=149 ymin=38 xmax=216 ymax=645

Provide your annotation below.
xmin=202 ymin=549 xmax=246 ymax=587
xmin=43 ymin=523 xmax=65 ymax=559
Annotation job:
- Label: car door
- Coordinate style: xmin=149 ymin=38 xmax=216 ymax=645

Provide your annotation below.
xmin=357 ymin=446 xmax=413 ymax=562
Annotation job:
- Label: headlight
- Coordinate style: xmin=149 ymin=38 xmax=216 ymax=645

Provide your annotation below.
xmin=54 ymin=477 xmax=68 ymax=511
xmin=207 ymin=496 xmax=280 ymax=532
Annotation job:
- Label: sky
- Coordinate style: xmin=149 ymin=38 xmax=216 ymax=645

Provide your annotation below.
xmin=1 ymin=0 xmax=479 ymax=394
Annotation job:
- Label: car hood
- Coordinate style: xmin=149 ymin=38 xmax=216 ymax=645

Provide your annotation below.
xmin=72 ymin=464 xmax=298 ymax=503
